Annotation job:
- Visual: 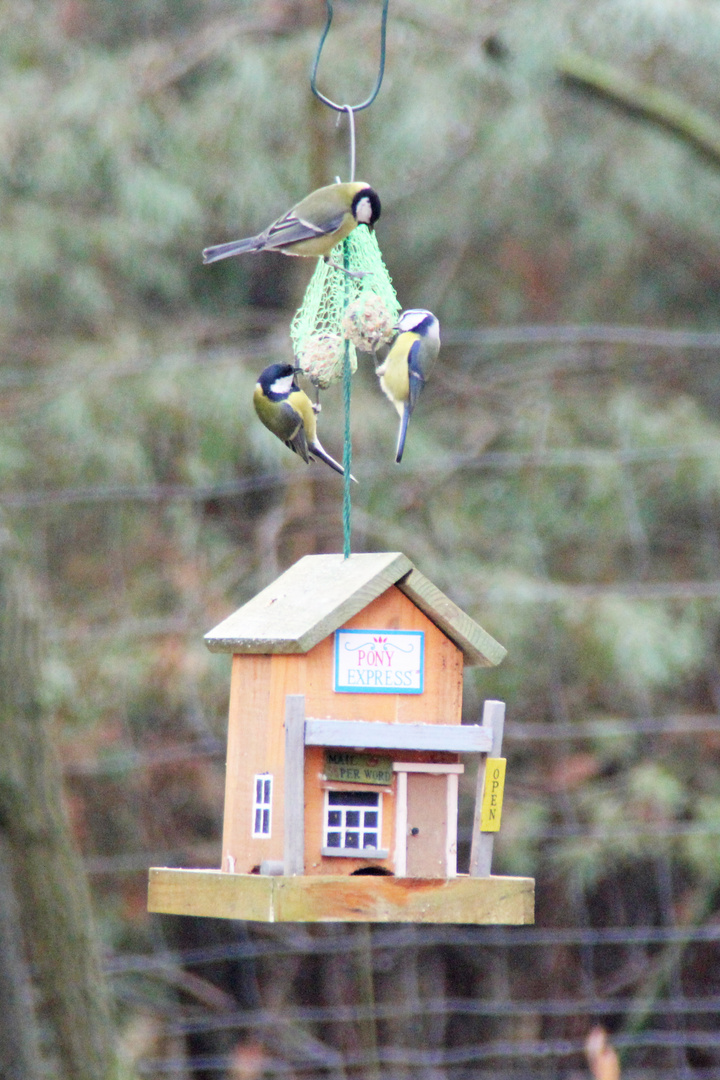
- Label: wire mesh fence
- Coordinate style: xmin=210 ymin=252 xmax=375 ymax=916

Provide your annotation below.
xmin=5 ymin=324 xmax=720 ymax=1077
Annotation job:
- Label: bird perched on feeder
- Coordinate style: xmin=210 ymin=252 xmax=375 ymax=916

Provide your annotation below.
xmin=203 ymin=182 xmax=381 ymax=266
xmin=375 ymin=309 xmax=440 ymax=463
xmin=253 ymin=362 xmax=355 ymax=481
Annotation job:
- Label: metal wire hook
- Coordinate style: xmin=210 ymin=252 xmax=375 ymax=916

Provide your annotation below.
xmin=310 ymin=0 xmax=390 ymax=113
xmin=340 ymin=105 xmax=356 ymax=181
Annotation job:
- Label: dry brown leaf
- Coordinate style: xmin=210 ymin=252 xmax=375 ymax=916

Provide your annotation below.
xmin=586 ymin=1025 xmax=620 ymax=1080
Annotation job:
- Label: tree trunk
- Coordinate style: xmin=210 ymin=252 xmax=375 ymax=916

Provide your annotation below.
xmin=0 ymin=548 xmax=123 ymax=1080
xmin=0 ymin=833 xmax=44 ymax=1080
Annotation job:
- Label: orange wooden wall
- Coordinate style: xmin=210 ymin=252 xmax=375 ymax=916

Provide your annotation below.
xmin=221 ymin=586 xmax=464 ymax=873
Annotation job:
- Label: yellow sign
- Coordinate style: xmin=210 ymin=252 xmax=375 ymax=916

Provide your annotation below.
xmin=480 ymin=758 xmax=506 ymax=832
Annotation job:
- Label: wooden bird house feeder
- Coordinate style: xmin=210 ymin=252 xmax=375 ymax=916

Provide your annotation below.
xmin=148 ymin=552 xmax=534 ymax=923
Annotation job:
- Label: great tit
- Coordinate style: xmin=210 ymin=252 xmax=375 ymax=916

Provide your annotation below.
xmin=253 ymin=362 xmax=356 ymax=481
xmin=203 ymin=182 xmax=381 ymax=265
xmin=376 ymin=309 xmax=440 ymax=464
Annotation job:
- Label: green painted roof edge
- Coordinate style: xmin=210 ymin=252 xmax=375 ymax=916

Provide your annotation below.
xmin=204 ymin=552 xmax=413 ymax=654
xmin=395 ymin=568 xmax=507 ymax=668
xmin=203 ymin=552 xmax=506 ymax=666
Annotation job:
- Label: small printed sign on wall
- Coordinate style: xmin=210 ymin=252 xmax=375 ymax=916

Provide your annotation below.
xmin=480 ymin=758 xmax=507 ymax=832
xmin=324 ymin=751 xmax=393 ymax=785
xmin=334 ymin=629 xmax=424 ymax=693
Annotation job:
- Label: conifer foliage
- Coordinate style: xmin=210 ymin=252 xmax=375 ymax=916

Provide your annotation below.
xmin=3 ymin=0 xmax=720 ymax=1075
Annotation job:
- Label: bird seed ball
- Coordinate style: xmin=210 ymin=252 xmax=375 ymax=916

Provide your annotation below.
xmin=342 ymin=294 xmax=396 ymax=353
xmin=299 ymin=333 xmax=357 ymax=388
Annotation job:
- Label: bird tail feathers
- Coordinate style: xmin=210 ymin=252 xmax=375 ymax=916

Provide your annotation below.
xmin=202 ymin=236 xmax=262 ymax=264
xmin=395 ymin=405 xmax=411 ymax=464
xmin=310 ymin=439 xmax=358 ymax=482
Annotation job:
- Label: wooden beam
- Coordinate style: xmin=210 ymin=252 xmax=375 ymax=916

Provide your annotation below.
xmin=284 ymin=695 xmax=306 ymax=876
xmin=148 ymin=868 xmax=534 ymax=924
xmin=469 ymin=700 xmax=506 ymax=877
xmin=305 ymin=719 xmax=492 ymax=753
xmin=392 ymin=762 xmax=464 ymax=774
xmin=394 ymin=771 xmax=408 ymax=877
xmin=446 ymin=772 xmax=459 ymax=878
xmin=148 ymin=868 xmax=273 ymax=921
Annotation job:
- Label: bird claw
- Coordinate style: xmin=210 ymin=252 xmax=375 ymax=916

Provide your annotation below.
xmin=323 ymin=256 xmax=369 ymax=279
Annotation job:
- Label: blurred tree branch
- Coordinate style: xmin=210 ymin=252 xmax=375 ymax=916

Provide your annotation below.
xmin=136 ymin=4 xmax=325 ymax=96
xmin=559 ymin=49 xmax=720 ymax=169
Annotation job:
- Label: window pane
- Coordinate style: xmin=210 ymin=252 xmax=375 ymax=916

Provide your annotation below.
xmin=263 ymin=779 xmax=271 ymax=804
xmin=262 ymin=809 xmax=270 ymax=834
xmin=325 ymin=790 xmax=382 ymax=853
xmin=254 ymin=809 xmax=262 ymax=833
xmin=329 ymin=791 xmax=379 ymax=807
xmin=256 ymin=778 xmax=263 ymax=803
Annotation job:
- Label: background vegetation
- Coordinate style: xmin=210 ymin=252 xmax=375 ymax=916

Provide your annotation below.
xmin=3 ymin=0 xmax=720 ymax=1076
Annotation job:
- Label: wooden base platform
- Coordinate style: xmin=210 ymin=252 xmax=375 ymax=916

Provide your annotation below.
xmin=148 ymin=869 xmax=534 ymax=924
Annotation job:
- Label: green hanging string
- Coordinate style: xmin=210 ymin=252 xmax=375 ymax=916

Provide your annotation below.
xmin=342 ymin=238 xmax=352 ymax=559
xmin=342 ymin=337 xmax=352 ymax=559
xmin=290 ymin=230 xmax=400 ymax=558
xmin=307 ymin=0 xmax=392 ymax=561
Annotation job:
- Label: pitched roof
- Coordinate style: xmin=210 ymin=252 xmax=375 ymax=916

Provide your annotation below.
xmin=204 ymin=552 xmax=506 ymax=667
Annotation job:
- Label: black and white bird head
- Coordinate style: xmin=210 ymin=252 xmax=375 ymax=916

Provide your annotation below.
xmin=352 ymin=187 xmax=382 ymax=228
xmin=257 ymin=363 xmax=300 ymax=400
xmin=396 ymin=309 xmax=440 ymax=343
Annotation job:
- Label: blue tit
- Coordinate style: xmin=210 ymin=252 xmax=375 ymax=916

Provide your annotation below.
xmin=253 ymin=363 xmax=356 ymax=481
xmin=203 ymin=182 xmax=381 ymax=265
xmin=375 ymin=309 xmax=440 ymax=463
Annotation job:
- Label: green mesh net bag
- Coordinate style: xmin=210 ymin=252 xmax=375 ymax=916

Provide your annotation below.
xmin=290 ymin=227 xmax=401 ymax=388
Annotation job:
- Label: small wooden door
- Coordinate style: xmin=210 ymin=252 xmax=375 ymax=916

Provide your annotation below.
xmin=405 ymin=773 xmax=448 ymax=877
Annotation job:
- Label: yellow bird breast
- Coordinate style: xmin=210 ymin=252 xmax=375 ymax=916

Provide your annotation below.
xmin=287 ymin=389 xmax=317 ymax=441
xmin=379 ymin=331 xmax=417 ymax=417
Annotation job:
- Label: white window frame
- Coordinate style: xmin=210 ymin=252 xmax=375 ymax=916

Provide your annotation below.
xmin=321 ymin=789 xmax=388 ymax=858
xmin=252 ymin=773 xmax=273 ymax=838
